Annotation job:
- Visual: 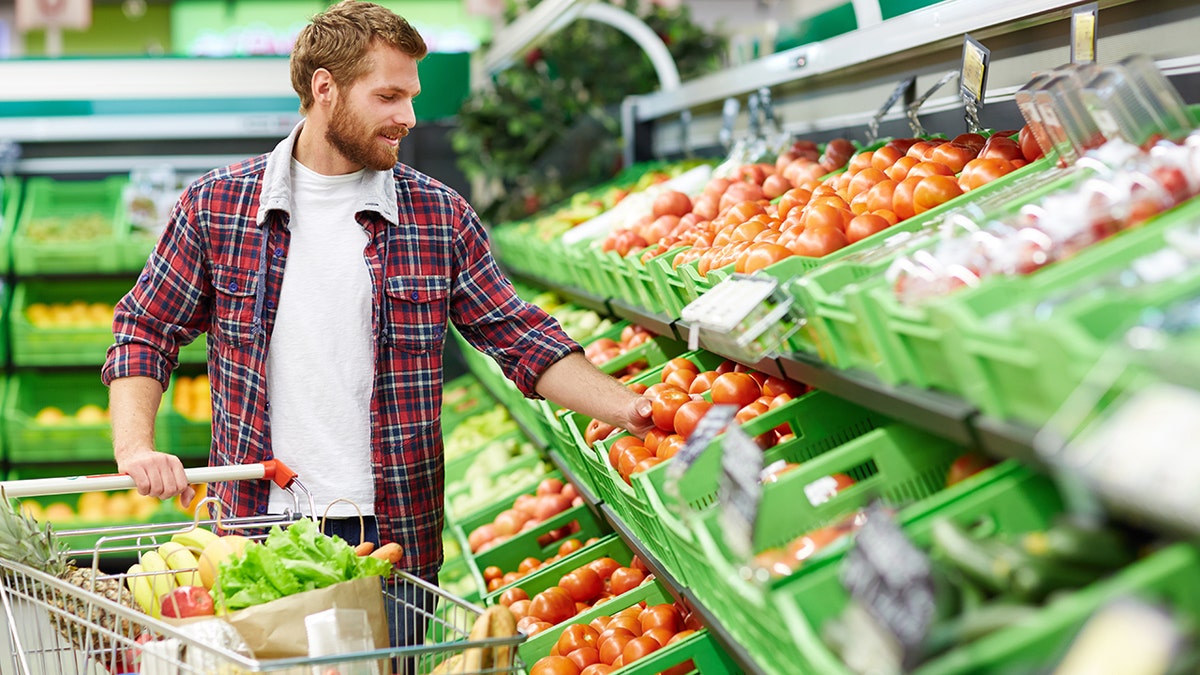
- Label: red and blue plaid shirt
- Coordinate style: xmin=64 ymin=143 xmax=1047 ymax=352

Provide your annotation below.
xmin=103 ymin=124 xmax=578 ymax=579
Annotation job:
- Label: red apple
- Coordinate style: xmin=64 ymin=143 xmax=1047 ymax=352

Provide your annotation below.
xmin=160 ymin=586 xmax=215 ymax=618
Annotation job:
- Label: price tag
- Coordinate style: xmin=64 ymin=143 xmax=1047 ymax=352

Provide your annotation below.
xmin=717 ymin=425 xmax=763 ymax=562
xmin=840 ymin=503 xmax=937 ymax=670
xmin=664 ymin=404 xmax=737 ymax=513
xmin=959 ymin=34 xmax=991 ymax=132
xmin=866 ymin=77 xmax=916 ymax=145
xmin=1071 ymin=3 xmax=1098 ymax=65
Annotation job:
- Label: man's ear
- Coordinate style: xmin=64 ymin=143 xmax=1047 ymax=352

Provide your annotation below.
xmin=311 ymin=68 xmax=336 ymax=107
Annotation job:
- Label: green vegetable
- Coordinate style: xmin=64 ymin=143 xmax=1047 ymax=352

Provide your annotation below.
xmin=213 ymin=518 xmax=392 ymax=612
xmin=1021 ymin=519 xmax=1134 ymax=570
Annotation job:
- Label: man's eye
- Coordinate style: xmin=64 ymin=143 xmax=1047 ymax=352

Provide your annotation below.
xmin=379 ymin=95 xmax=395 ymax=102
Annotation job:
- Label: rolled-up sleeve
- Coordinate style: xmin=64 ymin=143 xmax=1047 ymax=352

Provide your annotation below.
xmin=102 ymin=188 xmax=211 ymax=390
xmin=448 ymin=206 xmax=580 ymax=398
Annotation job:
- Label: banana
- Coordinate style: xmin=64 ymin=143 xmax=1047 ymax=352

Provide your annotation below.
xmin=126 ymin=563 xmax=158 ymax=616
xmin=157 ymin=541 xmax=202 ymax=587
xmin=138 ymin=550 xmax=178 ymax=618
xmin=170 ymin=526 xmax=220 ymax=554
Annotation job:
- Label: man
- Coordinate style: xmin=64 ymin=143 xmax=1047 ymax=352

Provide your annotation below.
xmin=103 ymin=0 xmax=653 ymax=587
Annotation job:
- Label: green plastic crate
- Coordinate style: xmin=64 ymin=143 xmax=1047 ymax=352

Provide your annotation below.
xmin=10 ymin=279 xmax=131 ymax=367
xmin=517 ymin=577 xmax=738 ymax=674
xmin=482 ymin=533 xmax=634 ymax=606
xmin=687 ymin=423 xmax=963 ymax=671
xmin=0 ymin=176 xmax=20 ymax=276
xmin=5 ymin=371 xmax=118 ymax=463
xmin=646 ymin=245 xmax=693 ymax=319
xmin=633 ymin=389 xmax=888 ymax=587
xmin=13 ymin=176 xmax=128 ymax=276
xmin=929 ymin=196 xmax=1200 ymax=425
xmin=779 ymin=470 xmax=1200 ymax=675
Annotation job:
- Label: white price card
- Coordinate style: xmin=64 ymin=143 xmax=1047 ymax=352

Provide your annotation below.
xmin=959 ymin=34 xmax=991 ymax=134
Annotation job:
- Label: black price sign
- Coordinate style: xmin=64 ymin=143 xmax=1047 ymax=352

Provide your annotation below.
xmin=717 ymin=425 xmax=763 ymax=562
xmin=1071 ymin=3 xmax=1098 ymax=64
xmin=959 ymin=34 xmax=991 ymax=132
xmin=840 ymin=503 xmax=936 ymax=669
xmin=664 ymin=404 xmax=737 ymax=514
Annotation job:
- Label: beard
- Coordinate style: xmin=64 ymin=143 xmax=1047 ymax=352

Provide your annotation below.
xmin=326 ymin=99 xmax=406 ymax=172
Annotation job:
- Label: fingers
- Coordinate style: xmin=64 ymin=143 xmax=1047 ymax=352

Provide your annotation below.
xmin=119 ymin=452 xmax=188 ymax=500
xmin=178 ymin=485 xmax=197 ymax=511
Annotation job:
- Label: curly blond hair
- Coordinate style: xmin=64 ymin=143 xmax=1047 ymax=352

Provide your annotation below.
xmin=291 ymin=0 xmax=428 ymax=115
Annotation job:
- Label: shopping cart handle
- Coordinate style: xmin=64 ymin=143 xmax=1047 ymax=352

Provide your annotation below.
xmin=0 ymin=461 xmax=299 ymax=499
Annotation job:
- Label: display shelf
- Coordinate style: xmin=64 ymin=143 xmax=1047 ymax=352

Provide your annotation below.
xmin=608 ymin=297 xmax=677 ymax=341
xmin=973 ymin=415 xmax=1045 ymax=468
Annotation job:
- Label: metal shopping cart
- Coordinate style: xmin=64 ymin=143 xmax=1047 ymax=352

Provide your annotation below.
xmin=0 ymin=462 xmax=525 ymax=675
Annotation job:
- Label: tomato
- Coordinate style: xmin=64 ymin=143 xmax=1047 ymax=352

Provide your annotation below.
xmin=776 ymin=188 xmax=812 ymax=220
xmin=652 ymin=190 xmax=692 ymax=219
xmin=531 ymin=655 xmax=582 ymax=675
xmin=622 ymin=636 xmax=662 ymax=665
xmin=847 ymin=167 xmax=888 ymax=199
xmin=656 ymin=433 xmax=685 ymax=459
xmin=587 ymin=556 xmax=621 ymax=580
xmin=494 ymin=509 xmax=532 ymax=537
xmin=557 ymin=623 xmax=601 ymax=655
xmin=640 ymin=603 xmax=684 ymax=634
xmin=616 ymin=445 xmax=654 ymax=479
xmin=913 ymin=175 xmax=963 ymax=214
xmin=761 ymin=173 xmax=791 ymax=200
xmin=871 ymin=145 xmax=903 ymax=172
xmin=662 ymin=368 xmax=697 ymax=392
xmin=1019 ymin=124 xmax=1044 ymax=162
xmin=906 ymin=160 xmax=955 ymax=180
xmin=885 ymin=137 xmax=920 ymax=155
xmin=583 ymin=418 xmax=616 ymax=447
xmin=735 ymin=401 xmax=770 ymax=425
xmin=626 ymin=382 xmax=648 ymax=395
xmin=607 ymin=436 xmax=645 ymax=469
xmin=558 ymin=538 xmax=583 ymax=557
xmin=672 ymin=396 xmax=715 ymax=439
xmin=978 ymin=135 xmax=1024 ymax=162
xmin=787 ymin=225 xmax=849 ymax=258
xmin=642 ymin=428 xmax=667 ymax=455
xmin=742 ymin=242 xmax=793 ymax=273
xmin=597 ymin=627 xmax=636 ymax=664
xmin=946 ymin=452 xmax=994 ymax=486
xmin=607 ymin=615 xmax=642 ymax=636
xmin=530 ymin=587 xmax=578 ymax=625
xmin=951 ymin=133 xmax=986 ymax=153
xmin=905 ymin=140 xmax=939 ymax=160
xmin=499 ymin=587 xmax=529 ymax=607
xmin=709 ymin=372 xmax=762 ymax=408
xmin=580 ymin=664 xmax=616 ymax=675
xmin=864 ymin=179 xmax=898 ymax=213
xmin=651 ymin=388 xmax=691 ymax=432
xmin=845 ymin=213 xmax=893 ymax=244
xmin=567 ymin=647 xmax=600 ymax=671
xmin=660 ymin=357 xmax=699 ymax=382
xmin=483 ymin=565 xmax=502 ymax=583
xmin=761 ymin=375 xmax=804 ymax=398
xmin=847 ymin=149 xmax=874 ymax=173
xmin=884 ymin=155 xmax=918 ymax=182
xmin=630 ymin=456 xmax=664 ymax=478
xmin=786 ymin=525 xmax=850 ymax=564
xmin=643 ymin=627 xmax=676 ymax=648
xmin=501 ymin=571 xmax=522 ymax=585
xmin=958 ymin=158 xmax=1017 ymax=191
xmin=872 ymin=209 xmax=899 ymax=226
xmin=610 ymin=567 xmax=647 ymax=596
xmin=561 ymin=566 xmax=604 ymax=603
xmin=890 ymin=175 xmax=920 ymax=221
xmin=929 ymin=142 xmax=978 ymax=173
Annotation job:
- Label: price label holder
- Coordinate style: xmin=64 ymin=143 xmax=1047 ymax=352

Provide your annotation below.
xmin=866 ymin=77 xmax=916 ymax=146
xmin=905 ymin=70 xmax=958 ymax=137
xmin=1071 ymin=3 xmax=1098 ymax=65
xmin=959 ymin=34 xmax=991 ymax=133
xmin=664 ymin=404 xmax=738 ymax=519
xmin=840 ymin=502 xmax=937 ymax=671
xmin=717 ymin=424 xmax=764 ymax=565
xmin=680 ymin=274 xmax=801 ymax=363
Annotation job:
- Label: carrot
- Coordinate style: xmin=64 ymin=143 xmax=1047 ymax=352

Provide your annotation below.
xmin=370 ymin=542 xmax=403 ymax=564
xmin=354 ymin=541 xmax=376 ymax=557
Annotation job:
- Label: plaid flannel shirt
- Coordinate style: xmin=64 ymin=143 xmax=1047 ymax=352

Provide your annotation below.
xmin=102 ymin=124 xmax=579 ymax=579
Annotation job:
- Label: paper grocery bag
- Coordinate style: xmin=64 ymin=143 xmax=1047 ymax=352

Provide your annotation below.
xmin=223 ymin=576 xmax=389 ymax=659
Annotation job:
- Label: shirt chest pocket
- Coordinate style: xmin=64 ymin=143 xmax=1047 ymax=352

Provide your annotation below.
xmin=211 ymin=264 xmax=258 ymax=346
xmin=384 ymin=275 xmax=449 ymax=354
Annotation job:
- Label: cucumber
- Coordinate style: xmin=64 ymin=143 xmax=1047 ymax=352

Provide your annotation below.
xmin=1008 ymin=556 xmax=1110 ymax=603
xmin=920 ymin=602 xmax=1039 ymax=661
xmin=1021 ymin=520 xmax=1134 ymax=571
xmin=930 ymin=518 xmax=1020 ymax=595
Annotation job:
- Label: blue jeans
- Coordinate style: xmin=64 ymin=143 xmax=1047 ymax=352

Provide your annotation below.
xmin=321 ymin=517 xmax=439 ymax=674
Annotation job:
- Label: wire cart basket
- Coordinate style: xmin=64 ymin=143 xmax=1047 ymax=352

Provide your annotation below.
xmin=0 ymin=462 xmax=525 ymax=675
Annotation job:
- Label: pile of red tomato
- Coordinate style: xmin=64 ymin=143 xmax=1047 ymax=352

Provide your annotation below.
xmin=584 ymin=357 xmax=807 ymax=484
xmin=527 ymin=599 xmax=705 ymax=675
xmin=498 ymin=553 xmax=655 ymax=637
xmin=467 ymin=478 xmax=586 ymax=554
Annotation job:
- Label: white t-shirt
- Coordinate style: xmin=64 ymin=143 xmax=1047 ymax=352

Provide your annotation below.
xmin=266 ymin=159 xmax=376 ymax=517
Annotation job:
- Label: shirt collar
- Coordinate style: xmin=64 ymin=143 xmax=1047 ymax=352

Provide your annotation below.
xmin=257 ymin=119 xmax=399 ymax=228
